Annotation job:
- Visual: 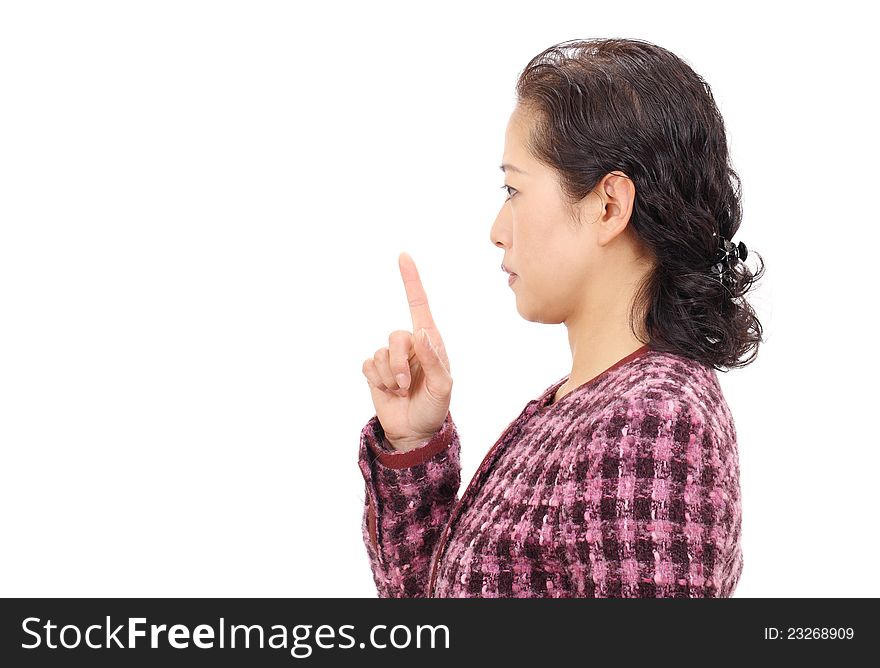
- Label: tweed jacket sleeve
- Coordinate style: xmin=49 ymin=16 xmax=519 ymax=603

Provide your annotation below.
xmin=357 ymin=410 xmax=462 ymax=597
xmin=563 ymin=396 xmax=743 ymax=597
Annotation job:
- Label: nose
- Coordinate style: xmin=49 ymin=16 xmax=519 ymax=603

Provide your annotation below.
xmin=490 ymin=202 xmax=509 ymax=249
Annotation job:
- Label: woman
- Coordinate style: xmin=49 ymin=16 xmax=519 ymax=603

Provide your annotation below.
xmin=358 ymin=37 xmax=764 ymax=598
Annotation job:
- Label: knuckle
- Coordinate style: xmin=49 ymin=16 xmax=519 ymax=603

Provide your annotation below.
xmin=388 ymin=330 xmax=411 ymax=344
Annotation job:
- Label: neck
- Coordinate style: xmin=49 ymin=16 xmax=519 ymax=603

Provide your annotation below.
xmin=564 ymin=331 xmax=648 ymax=390
xmin=563 ymin=289 xmax=649 ymax=389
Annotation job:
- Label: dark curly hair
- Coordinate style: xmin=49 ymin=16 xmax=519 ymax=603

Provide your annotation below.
xmin=514 ymin=37 xmax=765 ymax=371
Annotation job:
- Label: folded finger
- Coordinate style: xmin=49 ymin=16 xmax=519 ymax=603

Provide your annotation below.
xmin=388 ymin=330 xmax=413 ymax=390
xmin=373 ymin=348 xmax=402 ymax=394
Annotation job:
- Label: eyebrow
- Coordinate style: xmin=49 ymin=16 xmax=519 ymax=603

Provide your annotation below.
xmin=499 ymin=163 xmax=528 ymax=175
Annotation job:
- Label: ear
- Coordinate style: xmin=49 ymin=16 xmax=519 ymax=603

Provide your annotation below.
xmin=594 ymin=171 xmax=636 ymax=245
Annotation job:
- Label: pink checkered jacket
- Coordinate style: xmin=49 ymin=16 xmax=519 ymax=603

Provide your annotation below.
xmin=357 ymin=343 xmax=744 ymax=598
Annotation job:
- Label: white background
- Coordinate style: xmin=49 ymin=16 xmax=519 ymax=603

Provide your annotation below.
xmin=1 ymin=0 xmax=876 ymax=597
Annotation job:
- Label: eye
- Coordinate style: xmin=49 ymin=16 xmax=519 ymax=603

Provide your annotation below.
xmin=500 ymin=184 xmax=517 ymax=200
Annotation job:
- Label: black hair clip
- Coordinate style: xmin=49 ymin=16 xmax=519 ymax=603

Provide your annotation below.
xmin=711 ymin=232 xmax=748 ymax=284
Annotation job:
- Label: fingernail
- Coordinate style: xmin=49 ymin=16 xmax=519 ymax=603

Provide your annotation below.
xmin=395 ymin=373 xmax=408 ymax=390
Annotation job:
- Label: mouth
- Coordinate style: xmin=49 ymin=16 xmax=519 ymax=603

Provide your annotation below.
xmin=502 ymin=263 xmax=517 ymax=285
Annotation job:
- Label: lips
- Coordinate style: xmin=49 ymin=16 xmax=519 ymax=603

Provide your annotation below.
xmin=502 ymin=263 xmax=516 ymax=276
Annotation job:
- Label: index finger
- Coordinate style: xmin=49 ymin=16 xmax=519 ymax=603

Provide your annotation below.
xmin=398 ymin=251 xmax=438 ymax=336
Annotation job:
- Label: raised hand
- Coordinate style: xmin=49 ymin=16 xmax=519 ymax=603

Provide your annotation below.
xmin=361 ymin=252 xmax=453 ymax=451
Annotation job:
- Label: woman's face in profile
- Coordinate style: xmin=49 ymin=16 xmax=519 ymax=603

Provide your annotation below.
xmin=491 ymin=106 xmax=603 ymax=325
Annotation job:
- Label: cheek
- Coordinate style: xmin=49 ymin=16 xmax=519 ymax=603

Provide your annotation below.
xmin=514 ymin=211 xmax=552 ymax=245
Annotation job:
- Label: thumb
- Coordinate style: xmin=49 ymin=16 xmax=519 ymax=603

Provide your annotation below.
xmin=415 ymin=328 xmax=449 ymax=380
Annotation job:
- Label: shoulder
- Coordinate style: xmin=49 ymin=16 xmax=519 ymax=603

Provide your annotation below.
xmin=599 ymin=348 xmax=732 ymax=432
xmin=567 ymin=348 xmax=738 ymax=462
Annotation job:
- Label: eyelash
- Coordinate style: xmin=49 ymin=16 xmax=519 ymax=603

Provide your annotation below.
xmin=500 ymin=184 xmax=517 ymax=200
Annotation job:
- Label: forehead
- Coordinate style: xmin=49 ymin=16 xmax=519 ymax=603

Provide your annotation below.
xmin=505 ymin=107 xmax=530 ymax=142
xmin=502 ymin=109 xmax=532 ymax=165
